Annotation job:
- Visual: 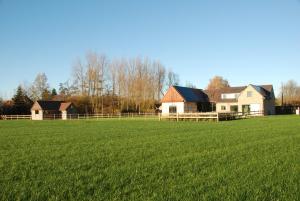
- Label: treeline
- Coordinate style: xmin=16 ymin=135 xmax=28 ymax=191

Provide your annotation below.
xmin=0 ymin=86 xmax=33 ymax=115
xmin=279 ymin=80 xmax=300 ymax=105
xmin=0 ymin=52 xmax=180 ymax=114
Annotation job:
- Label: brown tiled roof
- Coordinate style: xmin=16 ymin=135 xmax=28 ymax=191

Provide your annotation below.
xmin=59 ymin=102 xmax=72 ymax=111
xmin=204 ymin=86 xmax=246 ymax=102
xmin=51 ymin=95 xmax=66 ymax=101
xmin=204 ymin=85 xmax=274 ymax=102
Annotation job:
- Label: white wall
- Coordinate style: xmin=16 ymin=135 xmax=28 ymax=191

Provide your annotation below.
xmin=31 ymin=110 xmax=43 ymax=120
xmin=62 ymin=111 xmax=67 ymax=120
xmin=216 ymin=103 xmax=238 ymax=113
xmin=162 ymin=102 xmax=185 ymax=115
xmin=250 ymin=104 xmax=261 ymax=112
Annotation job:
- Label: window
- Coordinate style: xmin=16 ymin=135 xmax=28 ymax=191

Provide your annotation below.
xmin=230 ymin=105 xmax=238 ymax=112
xmin=247 ymin=91 xmax=253 ymax=97
xmin=221 ymin=106 xmax=226 ymax=111
xmin=187 ymin=106 xmax=193 ymax=113
xmin=35 ymin=110 xmax=39 ymax=114
xmin=221 ymin=93 xmax=240 ymax=100
xmin=169 ymin=106 xmax=177 ymax=113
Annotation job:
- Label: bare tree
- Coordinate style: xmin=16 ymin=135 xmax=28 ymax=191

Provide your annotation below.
xmin=280 ymin=80 xmax=300 ymax=105
xmin=28 ymin=73 xmax=50 ymax=101
xmin=185 ymin=81 xmax=197 ymax=88
xmin=206 ymin=76 xmax=230 ymax=91
xmin=72 ymin=58 xmax=86 ymax=95
xmin=205 ymin=76 xmax=230 ymax=102
xmin=153 ymin=61 xmax=166 ymax=100
xmin=167 ymin=69 xmax=180 ymax=88
xmin=70 ymin=52 xmax=176 ymax=113
xmin=85 ymin=52 xmax=108 ymax=113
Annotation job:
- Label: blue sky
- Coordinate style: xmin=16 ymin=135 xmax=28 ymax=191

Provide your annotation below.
xmin=0 ymin=0 xmax=299 ymax=99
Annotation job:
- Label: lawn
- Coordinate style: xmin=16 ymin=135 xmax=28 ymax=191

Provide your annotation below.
xmin=0 ymin=116 xmax=300 ymax=201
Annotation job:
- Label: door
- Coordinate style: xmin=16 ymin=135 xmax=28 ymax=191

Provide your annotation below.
xmin=242 ymin=105 xmax=250 ymax=114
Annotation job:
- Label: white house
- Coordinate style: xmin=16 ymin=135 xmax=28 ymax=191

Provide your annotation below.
xmin=161 ymin=84 xmax=275 ymax=115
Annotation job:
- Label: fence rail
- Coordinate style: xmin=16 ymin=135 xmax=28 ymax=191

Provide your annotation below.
xmin=1 ymin=111 xmax=264 ymax=121
xmin=160 ymin=112 xmax=219 ymax=121
xmin=67 ymin=113 xmax=158 ymax=120
xmin=0 ymin=115 xmax=32 ymax=120
xmin=0 ymin=113 xmax=158 ymax=120
xmin=159 ymin=111 xmax=264 ymax=122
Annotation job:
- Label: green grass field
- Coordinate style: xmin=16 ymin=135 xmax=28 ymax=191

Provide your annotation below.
xmin=0 ymin=116 xmax=300 ymax=201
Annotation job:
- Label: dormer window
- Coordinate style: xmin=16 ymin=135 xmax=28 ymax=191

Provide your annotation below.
xmin=221 ymin=93 xmax=240 ymax=99
xmin=247 ymin=91 xmax=253 ymax=97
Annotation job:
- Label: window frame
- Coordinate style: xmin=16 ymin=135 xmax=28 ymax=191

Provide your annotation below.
xmin=247 ymin=91 xmax=253 ymax=97
xmin=169 ymin=106 xmax=177 ymax=114
xmin=230 ymin=105 xmax=238 ymax=112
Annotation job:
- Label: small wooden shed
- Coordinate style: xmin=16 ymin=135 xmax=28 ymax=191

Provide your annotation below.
xmin=31 ymin=101 xmax=76 ymax=120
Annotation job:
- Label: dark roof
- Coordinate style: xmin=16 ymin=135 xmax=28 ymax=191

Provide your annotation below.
xmin=32 ymin=101 xmax=74 ymax=111
xmin=251 ymin=84 xmax=273 ymax=99
xmin=173 ymin=86 xmax=208 ymax=102
xmin=37 ymin=101 xmax=63 ymax=111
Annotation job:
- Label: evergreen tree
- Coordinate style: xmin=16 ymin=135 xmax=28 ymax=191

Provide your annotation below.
xmin=0 ymin=97 xmax=3 ymax=114
xmin=51 ymin=88 xmax=57 ymax=96
xmin=12 ymin=85 xmax=33 ymax=114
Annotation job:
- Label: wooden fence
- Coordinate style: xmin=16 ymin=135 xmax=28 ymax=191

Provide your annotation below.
xmin=66 ymin=113 xmax=158 ymax=120
xmin=0 ymin=113 xmax=158 ymax=120
xmin=159 ymin=111 xmax=264 ymax=122
xmin=159 ymin=112 xmax=219 ymax=122
xmin=1 ymin=111 xmax=264 ymax=121
xmin=0 ymin=115 xmax=32 ymax=120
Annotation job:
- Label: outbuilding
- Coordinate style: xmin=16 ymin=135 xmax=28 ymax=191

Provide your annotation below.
xmin=161 ymin=86 xmax=210 ymax=115
xmin=31 ymin=101 xmax=76 ymax=120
